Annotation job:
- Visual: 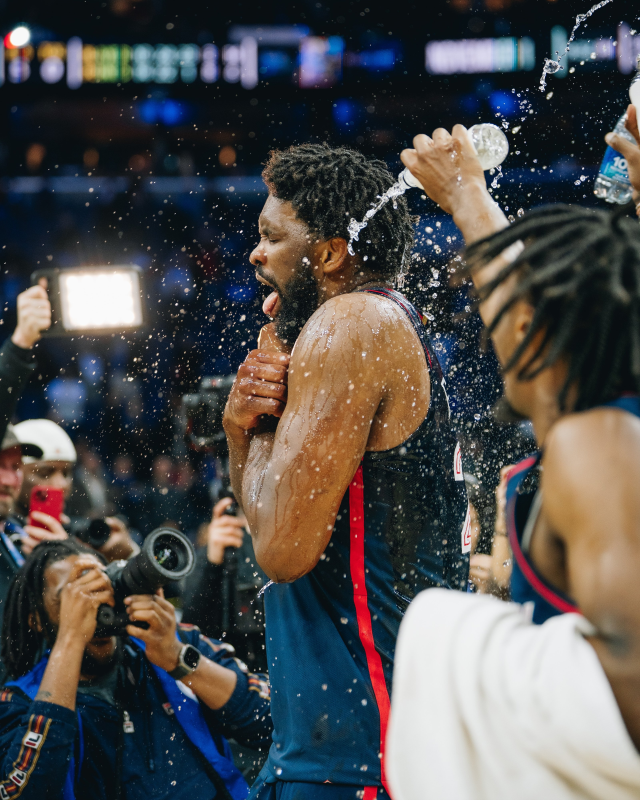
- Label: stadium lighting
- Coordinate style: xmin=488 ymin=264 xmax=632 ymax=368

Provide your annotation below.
xmin=6 ymin=26 xmax=30 ymax=48
xmin=32 ymin=266 xmax=144 ymax=336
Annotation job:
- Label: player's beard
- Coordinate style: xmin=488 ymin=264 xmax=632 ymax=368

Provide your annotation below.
xmin=273 ymin=259 xmax=320 ymax=347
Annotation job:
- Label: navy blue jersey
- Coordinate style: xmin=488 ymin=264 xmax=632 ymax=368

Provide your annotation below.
xmin=507 ymin=395 xmax=640 ymax=625
xmin=261 ymin=288 xmax=469 ymax=791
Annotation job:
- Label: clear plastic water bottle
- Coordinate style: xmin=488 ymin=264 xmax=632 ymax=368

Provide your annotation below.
xmin=593 ymin=114 xmax=635 ymax=204
xmin=594 ymin=58 xmax=640 ymax=205
xmin=399 ymin=123 xmax=509 ymax=190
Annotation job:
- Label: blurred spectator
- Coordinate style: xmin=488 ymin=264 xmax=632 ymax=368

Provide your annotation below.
xmin=123 ymin=454 xmax=211 ymax=540
xmin=12 ymin=418 xmax=137 ymax=562
xmin=0 ymin=425 xmax=43 ymax=645
xmin=69 ymin=440 xmax=111 ymax=519
xmin=0 ymin=281 xmax=51 ymax=444
xmin=13 ymin=418 xmax=76 ymax=522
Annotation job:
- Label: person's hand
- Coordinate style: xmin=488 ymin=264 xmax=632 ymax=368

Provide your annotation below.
xmin=98 ymin=517 xmax=140 ymax=563
xmin=11 ymin=278 xmax=51 ymax=350
xmin=469 ymin=553 xmax=493 ymax=593
xmin=22 ymin=510 xmax=69 ymax=556
xmin=605 ymin=103 xmax=640 ymax=203
xmin=206 ymin=497 xmax=246 ymax=565
xmin=57 ymin=556 xmax=115 ymax=645
xmin=400 ymin=124 xmax=487 ymax=217
xmin=224 ymin=347 xmax=290 ymax=431
xmin=124 ymin=589 xmax=182 ymax=672
xmin=258 ymin=322 xmax=292 ymax=355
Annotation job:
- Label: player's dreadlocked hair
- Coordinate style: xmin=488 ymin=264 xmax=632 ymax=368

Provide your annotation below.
xmin=465 ymin=203 xmax=640 ymax=411
xmin=2 ymin=539 xmax=100 ymax=679
xmin=262 ymin=143 xmax=415 ymax=281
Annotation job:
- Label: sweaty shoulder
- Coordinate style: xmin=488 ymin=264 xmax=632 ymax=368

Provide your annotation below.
xmin=289 ymin=291 xmax=431 ymax=451
xmin=293 ymin=291 xmax=424 ymax=365
xmin=542 ymin=407 xmax=640 ymax=534
xmin=545 ymin=406 xmax=640 ymax=474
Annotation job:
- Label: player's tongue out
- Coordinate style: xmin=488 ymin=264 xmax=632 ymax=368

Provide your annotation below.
xmin=262 ymin=290 xmax=280 ymax=318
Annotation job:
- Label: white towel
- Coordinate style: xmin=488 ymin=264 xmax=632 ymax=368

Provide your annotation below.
xmin=387 ymin=589 xmax=640 ymax=800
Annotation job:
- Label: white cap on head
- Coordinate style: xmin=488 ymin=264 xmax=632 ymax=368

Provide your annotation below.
xmin=13 ymin=419 xmax=77 ymax=464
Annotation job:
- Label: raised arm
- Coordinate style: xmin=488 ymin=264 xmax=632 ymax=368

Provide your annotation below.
xmin=542 ymin=409 xmax=640 ymax=748
xmin=227 ymin=294 xmax=389 ymax=583
xmin=400 ymin=125 xmax=512 ymax=327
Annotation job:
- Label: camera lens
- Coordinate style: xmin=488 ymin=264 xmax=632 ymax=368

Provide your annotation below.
xmin=152 ymin=533 xmax=184 ymax=572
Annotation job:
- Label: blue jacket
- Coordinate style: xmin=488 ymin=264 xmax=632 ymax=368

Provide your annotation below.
xmin=0 ymin=624 xmax=272 ymax=799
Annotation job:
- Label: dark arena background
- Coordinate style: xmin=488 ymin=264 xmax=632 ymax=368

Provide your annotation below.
xmin=0 ymin=0 xmax=635 ymax=544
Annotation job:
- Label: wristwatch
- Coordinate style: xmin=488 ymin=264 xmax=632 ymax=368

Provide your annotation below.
xmin=168 ymin=644 xmax=201 ymax=680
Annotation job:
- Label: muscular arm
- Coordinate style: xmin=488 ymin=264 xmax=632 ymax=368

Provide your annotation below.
xmin=235 ymin=295 xmax=389 ymax=582
xmin=542 ymin=409 xmax=640 ymax=748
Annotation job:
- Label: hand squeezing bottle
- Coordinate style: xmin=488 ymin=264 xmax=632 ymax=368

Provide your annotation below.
xmin=594 ymin=56 xmax=640 ymax=205
xmin=399 ymin=123 xmax=509 ymax=191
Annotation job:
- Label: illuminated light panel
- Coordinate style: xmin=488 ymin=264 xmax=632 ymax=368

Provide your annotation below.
xmin=425 ymin=37 xmax=535 ymax=75
xmin=7 ymin=26 xmax=30 ymax=49
xmin=59 ymin=269 xmax=143 ymax=331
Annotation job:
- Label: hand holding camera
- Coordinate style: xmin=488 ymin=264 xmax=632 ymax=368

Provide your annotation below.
xmin=124 ymin=589 xmax=183 ymax=673
xmin=206 ymin=497 xmax=246 ymax=565
xmin=57 ymin=557 xmax=115 ymax=647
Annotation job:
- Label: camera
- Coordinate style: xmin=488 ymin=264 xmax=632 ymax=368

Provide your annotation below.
xmin=182 ymin=375 xmax=236 ymax=453
xmin=71 ymin=518 xmax=112 ymax=549
xmin=95 ymin=526 xmax=196 ymax=636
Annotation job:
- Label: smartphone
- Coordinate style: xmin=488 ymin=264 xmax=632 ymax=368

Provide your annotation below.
xmin=29 ymin=486 xmax=64 ymax=529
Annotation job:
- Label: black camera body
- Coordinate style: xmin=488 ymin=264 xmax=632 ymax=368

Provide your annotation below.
xmin=95 ymin=526 xmax=195 ymax=637
xmin=182 ymin=375 xmax=236 ymax=453
xmin=71 ymin=518 xmax=112 ymax=549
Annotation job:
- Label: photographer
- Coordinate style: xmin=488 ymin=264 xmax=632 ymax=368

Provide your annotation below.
xmin=0 ymin=280 xmax=51 ymax=445
xmin=0 ymin=539 xmax=272 ymax=800
xmin=182 ymin=497 xmax=267 ymax=673
xmin=12 ymin=418 xmax=138 ymax=561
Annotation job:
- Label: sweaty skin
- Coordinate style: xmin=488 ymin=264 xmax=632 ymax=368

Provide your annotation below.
xmin=223 ymin=196 xmax=430 ymax=583
xmin=402 ymin=124 xmax=640 ymax=748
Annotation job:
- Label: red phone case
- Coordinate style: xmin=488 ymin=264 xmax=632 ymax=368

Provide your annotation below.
xmin=29 ymin=486 xmax=64 ymax=529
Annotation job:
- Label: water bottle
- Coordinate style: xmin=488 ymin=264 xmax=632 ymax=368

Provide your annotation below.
xmin=594 ymin=58 xmax=640 ymax=205
xmin=593 ymin=114 xmax=635 ymax=204
xmin=399 ymin=123 xmax=509 ymax=191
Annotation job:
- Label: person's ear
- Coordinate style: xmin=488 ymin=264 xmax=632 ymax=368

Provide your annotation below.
xmin=512 ymin=300 xmax=534 ymax=347
xmin=315 ymin=237 xmax=350 ymax=277
xmin=28 ymin=611 xmax=43 ymax=633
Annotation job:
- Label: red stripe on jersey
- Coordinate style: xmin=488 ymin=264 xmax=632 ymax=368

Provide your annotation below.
xmin=507 ymin=460 xmax=579 ymax=616
xmin=363 ymin=787 xmax=378 ymax=799
xmin=349 ymin=464 xmax=393 ymax=797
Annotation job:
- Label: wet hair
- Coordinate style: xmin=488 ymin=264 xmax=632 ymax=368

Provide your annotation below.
xmin=2 ymin=539 xmax=101 ymax=679
xmin=465 ymin=203 xmax=640 ymax=411
xmin=262 ymin=143 xmax=415 ymax=281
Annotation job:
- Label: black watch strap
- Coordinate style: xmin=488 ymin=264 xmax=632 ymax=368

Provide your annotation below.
xmin=168 ymin=644 xmax=201 ymax=679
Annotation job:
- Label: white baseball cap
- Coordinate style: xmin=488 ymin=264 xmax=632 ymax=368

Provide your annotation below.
xmin=13 ymin=419 xmax=77 ymax=464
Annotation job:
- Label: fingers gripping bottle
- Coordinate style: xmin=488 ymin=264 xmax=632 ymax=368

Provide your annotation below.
xmin=399 ymin=123 xmax=509 ymax=190
xmin=594 ymin=57 xmax=640 ymax=205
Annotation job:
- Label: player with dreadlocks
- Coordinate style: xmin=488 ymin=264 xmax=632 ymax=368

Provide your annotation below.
xmin=383 ymin=125 xmax=640 ymax=800
xmin=224 ymin=143 xmax=469 ymax=799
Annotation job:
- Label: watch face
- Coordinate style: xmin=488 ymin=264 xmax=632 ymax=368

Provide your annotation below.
xmin=183 ymin=645 xmax=201 ymax=671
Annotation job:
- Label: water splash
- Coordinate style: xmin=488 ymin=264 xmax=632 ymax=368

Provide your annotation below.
xmin=490 ymin=165 xmax=503 ymax=190
xmin=257 ymin=579 xmax=274 ymax=598
xmin=539 ymin=0 xmax=615 ymax=91
xmin=347 ymin=180 xmax=408 ymax=256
